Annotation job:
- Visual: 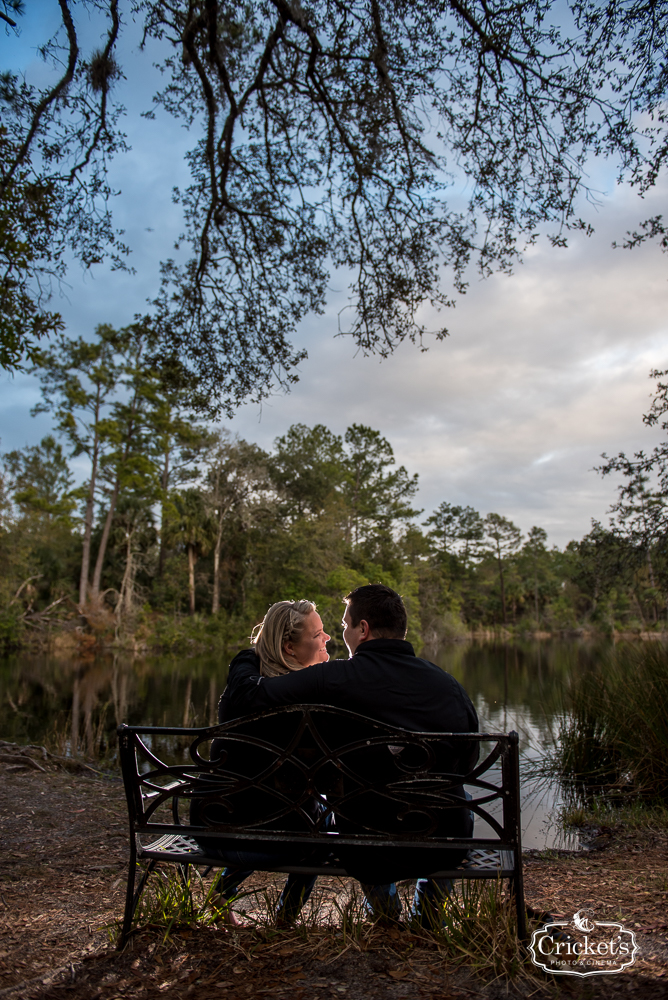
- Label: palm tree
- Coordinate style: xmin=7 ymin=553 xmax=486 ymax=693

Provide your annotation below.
xmin=166 ymin=490 xmax=216 ymax=614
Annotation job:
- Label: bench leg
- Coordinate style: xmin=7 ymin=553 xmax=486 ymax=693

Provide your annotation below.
xmin=509 ymin=871 xmax=528 ymax=945
xmin=118 ymin=858 xmax=157 ymax=950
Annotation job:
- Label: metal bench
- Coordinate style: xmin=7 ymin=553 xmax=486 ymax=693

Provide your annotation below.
xmin=117 ymin=705 xmax=526 ymax=946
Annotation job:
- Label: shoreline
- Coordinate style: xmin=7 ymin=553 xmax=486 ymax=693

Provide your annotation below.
xmin=5 ymin=622 xmax=668 ymax=659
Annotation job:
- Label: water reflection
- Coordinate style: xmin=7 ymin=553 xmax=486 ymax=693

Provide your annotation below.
xmin=0 ymin=639 xmax=618 ymax=849
xmin=0 ymin=652 xmax=227 ymax=762
xmin=431 ymin=640 xmax=612 ymax=849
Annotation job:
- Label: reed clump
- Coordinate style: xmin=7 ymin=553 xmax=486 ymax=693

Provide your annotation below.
xmin=416 ymin=879 xmax=527 ymax=978
xmin=551 ymin=642 xmax=668 ymax=801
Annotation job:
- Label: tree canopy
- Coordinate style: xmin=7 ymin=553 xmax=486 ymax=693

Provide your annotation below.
xmin=2 ymin=0 xmax=667 ymax=408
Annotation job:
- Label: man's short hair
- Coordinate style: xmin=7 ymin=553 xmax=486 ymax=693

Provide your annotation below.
xmin=344 ymin=584 xmax=407 ymax=639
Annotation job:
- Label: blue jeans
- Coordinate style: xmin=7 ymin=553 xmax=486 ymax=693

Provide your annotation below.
xmin=208 ymin=848 xmax=317 ymax=922
xmin=360 ymin=877 xmax=454 ymax=924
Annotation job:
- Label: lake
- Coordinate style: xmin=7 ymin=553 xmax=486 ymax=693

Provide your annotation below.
xmin=0 ymin=639 xmax=613 ymax=849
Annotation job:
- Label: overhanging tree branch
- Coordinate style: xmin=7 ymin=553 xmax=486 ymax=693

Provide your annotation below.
xmin=4 ymin=0 xmax=668 ymax=409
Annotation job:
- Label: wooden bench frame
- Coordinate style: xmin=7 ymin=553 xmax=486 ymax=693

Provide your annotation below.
xmin=117 ymin=705 xmax=526 ymax=946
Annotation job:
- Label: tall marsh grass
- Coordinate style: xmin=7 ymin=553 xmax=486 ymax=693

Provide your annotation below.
xmin=550 ymin=642 xmax=668 ymax=801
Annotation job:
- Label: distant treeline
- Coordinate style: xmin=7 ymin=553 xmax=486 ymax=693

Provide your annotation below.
xmin=1 ymin=326 xmax=666 ymax=651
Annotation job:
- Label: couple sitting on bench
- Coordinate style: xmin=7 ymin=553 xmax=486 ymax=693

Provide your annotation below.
xmin=205 ymin=584 xmax=478 ymax=926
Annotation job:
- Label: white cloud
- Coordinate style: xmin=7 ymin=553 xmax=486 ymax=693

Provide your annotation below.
xmin=221 ymin=180 xmax=667 ymax=547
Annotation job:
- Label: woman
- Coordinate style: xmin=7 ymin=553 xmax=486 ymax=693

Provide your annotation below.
xmin=210 ymin=600 xmax=330 ymax=924
xmin=216 ymin=599 xmax=330 ymax=722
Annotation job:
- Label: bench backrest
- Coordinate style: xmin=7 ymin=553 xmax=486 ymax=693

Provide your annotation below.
xmin=117 ymin=705 xmax=521 ymax=852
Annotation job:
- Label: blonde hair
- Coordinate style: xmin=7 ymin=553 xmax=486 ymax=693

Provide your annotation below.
xmin=251 ymin=600 xmax=317 ymax=677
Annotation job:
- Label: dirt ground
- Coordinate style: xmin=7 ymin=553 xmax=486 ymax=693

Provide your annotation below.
xmin=1 ymin=763 xmax=668 ymax=1000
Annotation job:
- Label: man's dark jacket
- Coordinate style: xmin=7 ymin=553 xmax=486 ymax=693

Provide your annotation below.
xmin=219 ymin=639 xmax=479 ymax=881
xmin=222 ymin=638 xmax=478 ymax=737
xmin=227 ymin=639 xmax=478 ymax=733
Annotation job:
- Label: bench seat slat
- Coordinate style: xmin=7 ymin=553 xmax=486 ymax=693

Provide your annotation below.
xmin=137 ymin=834 xmax=517 ymax=878
xmin=135 ymin=826 xmax=515 ymax=852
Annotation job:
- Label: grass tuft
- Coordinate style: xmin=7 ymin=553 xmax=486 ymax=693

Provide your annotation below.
xmin=413 ymin=879 xmax=528 ymax=979
xmin=117 ymin=867 xmax=536 ymax=983
xmin=542 ymin=641 xmax=668 ymax=804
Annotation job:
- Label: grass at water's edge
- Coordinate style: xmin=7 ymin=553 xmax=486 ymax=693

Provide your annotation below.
xmin=541 ymin=641 xmax=668 ymax=807
xmin=560 ymin=798 xmax=668 ymax=831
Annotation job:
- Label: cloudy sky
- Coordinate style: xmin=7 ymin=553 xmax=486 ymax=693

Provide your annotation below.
xmin=2 ymin=5 xmax=666 ymax=548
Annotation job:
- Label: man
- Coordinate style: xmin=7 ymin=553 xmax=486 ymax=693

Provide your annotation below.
xmin=226 ymin=584 xmax=479 ymax=923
